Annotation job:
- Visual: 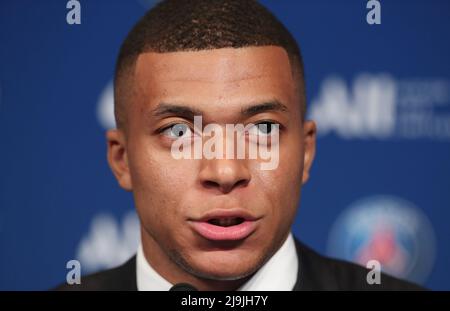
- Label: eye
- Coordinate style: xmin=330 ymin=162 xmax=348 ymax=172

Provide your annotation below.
xmin=161 ymin=123 xmax=193 ymax=139
xmin=247 ymin=121 xmax=279 ymax=136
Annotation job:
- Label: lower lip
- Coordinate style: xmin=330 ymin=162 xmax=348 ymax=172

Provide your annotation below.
xmin=189 ymin=220 xmax=258 ymax=241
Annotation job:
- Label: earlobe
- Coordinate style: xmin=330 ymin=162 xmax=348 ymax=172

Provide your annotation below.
xmin=302 ymin=120 xmax=317 ymax=185
xmin=106 ymin=129 xmax=133 ymax=191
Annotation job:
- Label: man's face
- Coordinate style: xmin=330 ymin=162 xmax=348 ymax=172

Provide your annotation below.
xmin=108 ymin=46 xmax=316 ymax=281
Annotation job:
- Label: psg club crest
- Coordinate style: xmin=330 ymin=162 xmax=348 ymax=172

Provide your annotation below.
xmin=327 ymin=195 xmax=436 ymax=284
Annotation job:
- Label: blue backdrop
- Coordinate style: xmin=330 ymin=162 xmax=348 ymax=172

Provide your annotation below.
xmin=1 ymin=0 xmax=449 ymax=290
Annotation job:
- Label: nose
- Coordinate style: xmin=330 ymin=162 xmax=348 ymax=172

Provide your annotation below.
xmin=198 ymin=158 xmax=251 ymax=194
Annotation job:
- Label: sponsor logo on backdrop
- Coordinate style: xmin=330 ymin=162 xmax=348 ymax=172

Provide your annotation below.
xmin=309 ymin=74 xmax=450 ymax=140
xmin=76 ymin=211 xmax=140 ymax=273
xmin=327 ymin=195 xmax=436 ymax=284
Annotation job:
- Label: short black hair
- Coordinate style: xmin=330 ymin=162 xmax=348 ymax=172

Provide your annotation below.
xmin=114 ymin=0 xmax=305 ymax=129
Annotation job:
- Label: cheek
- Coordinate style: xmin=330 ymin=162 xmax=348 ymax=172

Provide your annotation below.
xmin=257 ymin=138 xmax=303 ymax=218
xmin=259 ymin=168 xmax=299 ymax=218
xmin=128 ymin=141 xmax=197 ymax=228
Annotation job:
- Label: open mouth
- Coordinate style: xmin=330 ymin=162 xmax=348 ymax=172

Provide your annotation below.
xmin=207 ymin=217 xmax=245 ymax=227
xmin=188 ymin=209 xmax=260 ymax=241
xmin=190 ymin=216 xmax=259 ymax=241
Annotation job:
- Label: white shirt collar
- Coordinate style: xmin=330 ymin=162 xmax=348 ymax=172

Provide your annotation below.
xmin=136 ymin=232 xmax=299 ymax=291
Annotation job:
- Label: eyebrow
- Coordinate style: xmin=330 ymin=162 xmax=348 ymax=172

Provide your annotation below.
xmin=150 ymin=100 xmax=289 ymax=121
xmin=151 ymin=103 xmax=203 ymax=121
xmin=240 ymin=101 xmax=289 ymax=117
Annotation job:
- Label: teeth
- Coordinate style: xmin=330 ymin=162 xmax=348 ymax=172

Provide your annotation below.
xmin=209 ymin=217 xmax=243 ymax=227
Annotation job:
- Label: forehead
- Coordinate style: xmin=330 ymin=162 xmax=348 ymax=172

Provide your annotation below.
xmin=132 ymin=46 xmax=298 ymax=117
xmin=135 ymin=46 xmax=293 ymax=83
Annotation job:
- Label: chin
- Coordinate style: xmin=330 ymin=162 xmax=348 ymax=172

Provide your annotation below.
xmin=182 ymin=251 xmax=264 ymax=281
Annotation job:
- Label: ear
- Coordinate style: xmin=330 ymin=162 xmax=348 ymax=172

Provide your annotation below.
xmin=302 ymin=120 xmax=317 ymax=185
xmin=106 ymin=129 xmax=133 ymax=191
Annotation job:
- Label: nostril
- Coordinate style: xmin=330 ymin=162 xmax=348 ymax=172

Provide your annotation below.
xmin=201 ymin=179 xmax=249 ymax=194
xmin=234 ymin=179 xmax=249 ymax=189
xmin=202 ymin=180 xmax=221 ymax=190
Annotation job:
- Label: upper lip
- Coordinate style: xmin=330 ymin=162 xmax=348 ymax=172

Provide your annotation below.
xmin=190 ymin=209 xmax=261 ymax=222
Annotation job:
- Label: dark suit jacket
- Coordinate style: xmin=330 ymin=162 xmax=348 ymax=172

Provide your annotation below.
xmin=56 ymin=238 xmax=424 ymax=290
